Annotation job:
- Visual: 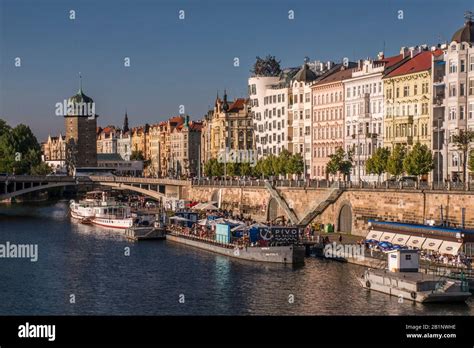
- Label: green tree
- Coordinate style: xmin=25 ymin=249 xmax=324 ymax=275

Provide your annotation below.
xmin=468 ymin=150 xmax=474 ymax=180
xmin=0 ymin=119 xmax=11 ymax=137
xmin=261 ymin=155 xmax=276 ymax=177
xmin=273 ymin=149 xmax=290 ymax=176
xmin=240 ymin=162 xmax=252 ymax=176
xmin=452 ymin=130 xmax=474 ymax=183
xmin=254 ymin=159 xmax=264 ymax=178
xmin=226 ymin=162 xmax=240 ymax=177
xmin=326 ymin=147 xmax=352 ymax=180
xmin=366 ymin=147 xmax=390 ymax=182
xmin=287 ymin=153 xmax=304 ymax=175
xmin=403 ymin=143 xmax=434 ymax=179
xmin=203 ymin=158 xmax=224 ymax=177
xmin=203 ymin=158 xmax=215 ymax=177
xmin=130 ymin=150 xmax=145 ymax=161
xmin=31 ymin=162 xmax=53 ymax=175
xmin=0 ymin=122 xmax=42 ymax=174
xmin=386 ymin=144 xmax=406 ymax=179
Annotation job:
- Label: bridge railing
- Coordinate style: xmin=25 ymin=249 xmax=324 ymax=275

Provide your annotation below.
xmin=191 ymin=178 xmax=474 ymax=192
xmin=0 ymin=175 xmax=78 ymax=183
xmin=89 ymin=176 xmax=189 ymax=186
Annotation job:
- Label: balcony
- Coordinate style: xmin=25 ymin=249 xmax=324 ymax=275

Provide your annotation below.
xmin=393 ymin=135 xmax=413 ymax=145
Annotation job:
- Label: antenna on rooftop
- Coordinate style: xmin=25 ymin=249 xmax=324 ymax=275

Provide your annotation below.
xmin=465 ymin=10 xmax=473 ymax=22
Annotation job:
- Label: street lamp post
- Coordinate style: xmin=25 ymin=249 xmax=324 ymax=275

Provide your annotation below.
xmin=357 ymin=124 xmax=361 ymax=182
xmin=437 ymin=117 xmax=441 ymax=186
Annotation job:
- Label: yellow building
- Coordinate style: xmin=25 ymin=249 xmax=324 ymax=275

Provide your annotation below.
xmin=148 ymin=123 xmax=161 ymax=177
xmin=158 ymin=116 xmax=184 ymax=177
xmin=201 ymin=91 xmax=254 ymax=164
xmin=131 ymin=125 xmax=149 ymax=157
xmin=383 ymin=50 xmax=433 ymax=150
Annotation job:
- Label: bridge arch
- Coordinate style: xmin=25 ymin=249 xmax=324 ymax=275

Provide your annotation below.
xmin=337 ymin=201 xmax=353 ymax=233
xmin=0 ymin=182 xmax=78 ymax=201
xmin=266 ymin=197 xmax=279 ymax=222
xmin=97 ymin=182 xmax=166 ymax=201
xmin=211 ymin=190 xmax=220 ymax=205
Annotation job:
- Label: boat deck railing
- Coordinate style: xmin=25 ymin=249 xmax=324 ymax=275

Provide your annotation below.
xmin=168 ymin=231 xmax=237 ymax=249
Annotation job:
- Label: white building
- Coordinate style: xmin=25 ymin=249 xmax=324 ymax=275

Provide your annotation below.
xmin=117 ymin=130 xmax=132 ymax=161
xmin=344 ymin=58 xmax=387 ymax=181
xmin=248 ymin=74 xmax=288 ymax=158
xmin=443 ymin=14 xmax=474 ymax=182
xmin=248 ymin=60 xmax=331 ymax=161
xmin=289 ymin=63 xmax=320 ymax=176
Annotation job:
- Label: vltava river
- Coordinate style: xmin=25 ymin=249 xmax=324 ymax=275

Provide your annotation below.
xmin=0 ymin=201 xmax=473 ymax=315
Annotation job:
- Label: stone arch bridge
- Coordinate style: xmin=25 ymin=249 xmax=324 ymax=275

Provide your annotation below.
xmin=0 ymin=175 xmax=190 ymax=202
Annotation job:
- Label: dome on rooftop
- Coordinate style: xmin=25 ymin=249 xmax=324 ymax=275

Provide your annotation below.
xmin=451 ymin=17 xmax=474 ymax=44
xmin=293 ymin=63 xmax=317 ymax=83
xmin=68 ymin=88 xmax=94 ymax=105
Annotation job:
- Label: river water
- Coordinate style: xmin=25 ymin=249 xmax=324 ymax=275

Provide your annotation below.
xmin=0 ymin=201 xmax=472 ymax=316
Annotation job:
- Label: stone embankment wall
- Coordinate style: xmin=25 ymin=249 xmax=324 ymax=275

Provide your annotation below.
xmin=183 ymin=185 xmax=474 ymax=237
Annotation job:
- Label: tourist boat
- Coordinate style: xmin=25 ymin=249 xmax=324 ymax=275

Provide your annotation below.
xmin=166 ymin=231 xmax=306 ymax=264
xmin=359 ymin=249 xmax=471 ymax=303
xmin=69 ymin=191 xmax=134 ymax=229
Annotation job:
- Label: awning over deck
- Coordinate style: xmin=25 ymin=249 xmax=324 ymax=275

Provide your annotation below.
xmin=406 ymin=236 xmax=426 ymax=248
xmin=366 ymin=230 xmax=384 ymax=241
xmin=438 ymin=241 xmax=462 ymax=255
xmin=379 ymin=232 xmax=396 ymax=243
xmin=391 ymin=234 xmax=411 ymax=246
xmin=422 ymin=238 xmax=444 ymax=251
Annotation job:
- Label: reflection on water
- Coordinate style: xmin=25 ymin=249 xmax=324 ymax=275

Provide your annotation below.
xmin=0 ymin=201 xmax=473 ymax=315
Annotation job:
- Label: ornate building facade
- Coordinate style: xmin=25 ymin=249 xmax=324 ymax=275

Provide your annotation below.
xmin=311 ymin=64 xmax=354 ymax=179
xmin=383 ymin=49 xmax=432 ymax=152
xmin=200 ymin=91 xmax=254 ymax=165
xmin=343 ymin=53 xmax=406 ymax=181
xmin=442 ymin=14 xmax=474 ymax=181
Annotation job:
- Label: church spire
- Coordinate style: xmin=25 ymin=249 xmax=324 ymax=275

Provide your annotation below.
xmin=78 ymin=72 xmax=83 ymax=93
xmin=222 ymin=89 xmax=229 ymax=112
xmin=123 ymin=109 xmax=129 ymax=133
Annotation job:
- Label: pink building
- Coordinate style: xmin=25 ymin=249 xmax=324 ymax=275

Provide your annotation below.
xmin=311 ymin=65 xmax=354 ymax=179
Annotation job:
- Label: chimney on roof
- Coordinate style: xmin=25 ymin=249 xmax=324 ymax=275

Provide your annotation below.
xmin=400 ymin=46 xmax=408 ymax=58
xmin=327 ymin=61 xmax=332 ymax=70
xmin=358 ymin=59 xmax=363 ymax=69
xmin=320 ymin=62 xmax=324 ymax=71
xmin=377 ymin=52 xmax=384 ymax=60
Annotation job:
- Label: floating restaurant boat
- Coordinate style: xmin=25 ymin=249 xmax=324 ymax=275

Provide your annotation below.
xmin=166 ymin=232 xmax=305 ymax=264
xmin=359 ymin=249 xmax=471 ymax=303
xmin=166 ymin=217 xmax=305 ymax=264
xmin=70 ymin=191 xmax=136 ymax=229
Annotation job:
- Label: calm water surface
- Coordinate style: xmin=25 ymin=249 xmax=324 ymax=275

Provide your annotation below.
xmin=0 ymin=201 xmax=473 ymax=315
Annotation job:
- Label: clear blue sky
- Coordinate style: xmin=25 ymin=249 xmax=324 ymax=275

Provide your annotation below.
xmin=0 ymin=0 xmax=472 ymax=140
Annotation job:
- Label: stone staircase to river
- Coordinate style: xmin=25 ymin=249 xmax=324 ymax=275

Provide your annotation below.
xmin=264 ymin=181 xmax=299 ymax=225
xmin=298 ymin=188 xmax=343 ymax=226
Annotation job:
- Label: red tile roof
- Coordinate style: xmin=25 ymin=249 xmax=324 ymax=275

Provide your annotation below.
xmin=314 ymin=66 xmax=353 ymax=86
xmin=189 ymin=121 xmax=203 ymax=131
xmin=376 ymin=53 xmax=405 ymax=68
xmin=227 ymin=98 xmax=247 ymax=113
xmin=169 ymin=115 xmax=184 ymax=124
xmin=432 ymin=48 xmax=444 ymax=57
xmin=383 ymin=51 xmax=432 ymax=78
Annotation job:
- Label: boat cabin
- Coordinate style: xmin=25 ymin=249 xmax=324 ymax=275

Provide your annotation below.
xmin=387 ymin=249 xmax=419 ymax=273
